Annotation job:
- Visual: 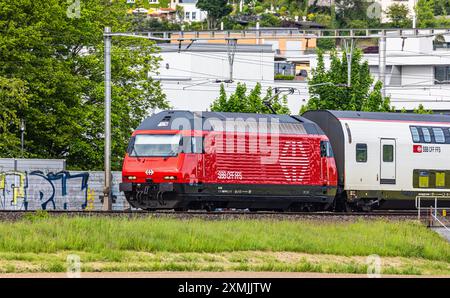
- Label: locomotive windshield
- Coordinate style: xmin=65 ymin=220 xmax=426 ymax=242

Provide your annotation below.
xmin=129 ymin=134 xmax=181 ymax=157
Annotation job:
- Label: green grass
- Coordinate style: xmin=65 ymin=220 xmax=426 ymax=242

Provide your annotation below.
xmin=0 ymin=216 xmax=449 ymax=275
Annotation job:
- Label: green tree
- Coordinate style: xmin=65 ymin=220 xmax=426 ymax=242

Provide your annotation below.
xmin=197 ymin=0 xmax=233 ymax=29
xmin=259 ymin=13 xmax=282 ymax=27
xmin=386 ymin=3 xmax=412 ymax=28
xmin=434 ymin=0 xmax=450 ymax=15
xmin=211 ymin=83 xmax=290 ymax=114
xmin=414 ymin=104 xmax=433 ymax=114
xmin=335 ymin=0 xmax=374 ymax=28
xmin=303 ymin=49 xmax=391 ymax=112
xmin=0 ymin=77 xmax=29 ymax=157
xmin=416 ymin=0 xmax=436 ymax=28
xmin=0 ymin=0 xmax=168 ymax=170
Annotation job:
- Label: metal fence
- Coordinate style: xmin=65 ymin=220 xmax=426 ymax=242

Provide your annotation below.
xmin=416 ymin=195 xmax=450 ymax=231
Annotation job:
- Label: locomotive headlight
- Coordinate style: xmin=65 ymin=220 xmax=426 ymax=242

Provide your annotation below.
xmin=127 ymin=176 xmax=137 ymax=181
xmin=164 ymin=176 xmax=177 ymax=181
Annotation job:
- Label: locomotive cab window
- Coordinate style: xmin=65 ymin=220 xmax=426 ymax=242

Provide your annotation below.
xmin=383 ymin=145 xmax=394 ymax=162
xmin=356 ymin=144 xmax=367 ymax=163
xmin=130 ymin=134 xmax=182 ymax=157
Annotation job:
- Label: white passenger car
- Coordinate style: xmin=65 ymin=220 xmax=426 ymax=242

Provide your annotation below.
xmin=303 ymin=110 xmax=450 ymax=210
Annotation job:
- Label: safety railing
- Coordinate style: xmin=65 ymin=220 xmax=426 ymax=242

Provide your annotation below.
xmin=415 ymin=194 xmax=450 ymax=231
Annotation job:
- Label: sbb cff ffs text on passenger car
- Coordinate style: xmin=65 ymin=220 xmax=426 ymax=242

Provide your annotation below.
xmin=120 ymin=111 xmax=338 ymax=211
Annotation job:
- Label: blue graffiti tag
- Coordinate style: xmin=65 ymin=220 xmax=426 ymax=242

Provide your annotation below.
xmin=28 ymin=171 xmax=90 ymax=210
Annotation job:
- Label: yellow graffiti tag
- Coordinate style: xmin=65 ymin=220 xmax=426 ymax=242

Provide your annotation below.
xmin=0 ymin=174 xmax=5 ymax=190
xmin=0 ymin=172 xmax=27 ymax=205
xmin=85 ymin=188 xmax=95 ymax=211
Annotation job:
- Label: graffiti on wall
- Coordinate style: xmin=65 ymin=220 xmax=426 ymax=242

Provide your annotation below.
xmin=0 ymin=170 xmax=94 ymax=210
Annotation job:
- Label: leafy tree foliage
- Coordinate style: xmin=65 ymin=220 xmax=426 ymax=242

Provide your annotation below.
xmin=197 ymin=0 xmax=233 ymax=29
xmin=211 ymin=83 xmax=290 ymax=114
xmin=335 ymin=0 xmax=380 ymax=28
xmin=0 ymin=77 xmax=29 ymax=157
xmin=416 ymin=0 xmax=436 ymax=28
xmin=0 ymin=0 xmax=168 ymax=170
xmin=434 ymin=0 xmax=450 ymax=15
xmin=386 ymin=4 xmax=412 ymax=28
xmin=129 ymin=16 xmax=182 ymax=31
xmin=303 ymin=49 xmax=391 ymax=112
xmin=414 ymin=104 xmax=433 ymax=114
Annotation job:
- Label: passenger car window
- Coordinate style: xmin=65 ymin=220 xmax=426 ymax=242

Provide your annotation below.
xmin=436 ymin=172 xmax=446 ymax=188
xmin=356 ymin=144 xmax=367 ymax=163
xmin=419 ymin=171 xmax=429 ymax=188
xmin=410 ymin=127 xmax=420 ymax=143
xmin=432 ymin=128 xmax=445 ymax=143
xmin=445 ymin=128 xmax=450 ymax=143
xmin=421 ymin=128 xmax=431 ymax=143
xmin=383 ymin=145 xmax=394 ymax=162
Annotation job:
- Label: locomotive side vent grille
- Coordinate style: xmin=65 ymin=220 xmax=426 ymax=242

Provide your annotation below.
xmin=215 ymin=137 xmax=313 ymax=184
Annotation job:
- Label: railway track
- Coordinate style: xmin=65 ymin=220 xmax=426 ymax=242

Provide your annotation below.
xmin=0 ymin=209 xmax=419 ymax=221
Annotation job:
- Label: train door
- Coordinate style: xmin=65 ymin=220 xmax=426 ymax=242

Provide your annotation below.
xmin=380 ymin=139 xmax=396 ymax=185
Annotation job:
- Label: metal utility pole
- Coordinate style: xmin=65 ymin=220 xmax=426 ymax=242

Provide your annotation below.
xmin=343 ymin=35 xmax=354 ymax=88
xmin=226 ymin=38 xmax=238 ymax=83
xmin=20 ymin=119 xmax=25 ymax=158
xmin=103 ymin=27 xmax=112 ymax=211
xmin=379 ymin=30 xmax=387 ymax=99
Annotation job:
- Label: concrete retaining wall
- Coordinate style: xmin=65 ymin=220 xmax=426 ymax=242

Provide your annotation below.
xmin=0 ymin=159 xmax=127 ymax=211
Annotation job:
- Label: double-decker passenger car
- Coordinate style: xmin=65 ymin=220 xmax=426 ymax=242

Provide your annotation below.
xmin=303 ymin=110 xmax=450 ymax=210
xmin=120 ymin=111 xmax=338 ymax=211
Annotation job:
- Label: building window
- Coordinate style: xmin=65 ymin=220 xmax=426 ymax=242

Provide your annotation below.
xmin=435 ymin=66 xmax=450 ymax=84
xmin=148 ymin=0 xmax=159 ymax=3
xmin=274 ymin=62 xmax=295 ymax=76
xmin=383 ymin=145 xmax=394 ymax=163
xmin=192 ymin=12 xmax=197 ymax=20
xmin=185 ymin=12 xmax=190 ymax=19
xmin=356 ymin=144 xmax=367 ymax=163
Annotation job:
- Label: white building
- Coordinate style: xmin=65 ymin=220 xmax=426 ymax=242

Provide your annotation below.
xmin=297 ymin=33 xmax=450 ymax=112
xmin=314 ymin=0 xmax=417 ymax=24
xmin=375 ymin=0 xmax=417 ymax=23
xmin=169 ymin=0 xmax=207 ymax=23
xmin=153 ymin=43 xmax=308 ymax=113
xmin=152 ymin=30 xmax=450 ymax=114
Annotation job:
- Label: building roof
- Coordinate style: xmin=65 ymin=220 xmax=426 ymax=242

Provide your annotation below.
xmin=158 ymin=43 xmax=274 ymax=53
xmin=322 ymin=110 xmax=450 ymax=123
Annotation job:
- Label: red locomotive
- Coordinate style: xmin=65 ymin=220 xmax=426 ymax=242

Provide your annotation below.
xmin=120 ymin=111 xmax=338 ymax=211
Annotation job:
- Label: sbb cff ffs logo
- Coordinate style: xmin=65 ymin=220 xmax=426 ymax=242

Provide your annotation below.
xmin=413 ymin=145 xmax=423 ymax=153
xmin=413 ymin=145 xmax=442 ymax=153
